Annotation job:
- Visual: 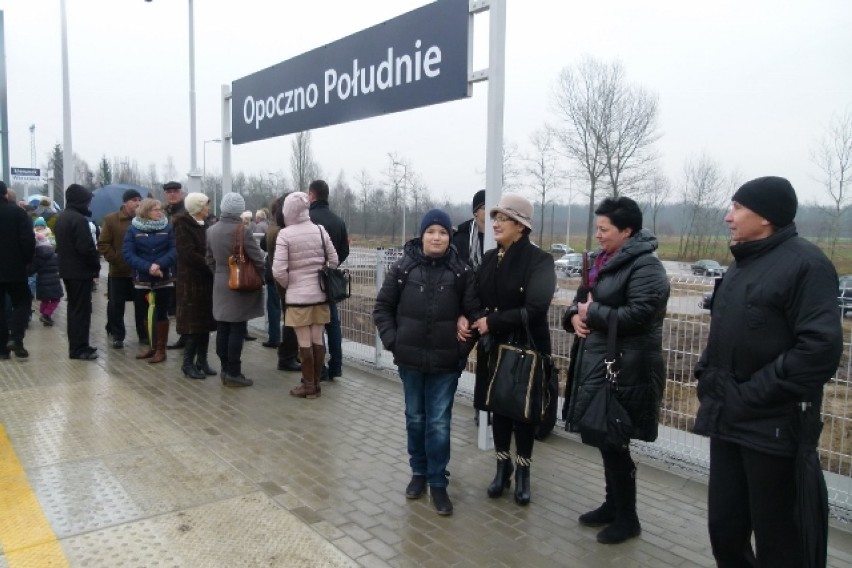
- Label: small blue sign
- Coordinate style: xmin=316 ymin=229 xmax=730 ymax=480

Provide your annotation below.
xmin=232 ymin=0 xmax=469 ymax=144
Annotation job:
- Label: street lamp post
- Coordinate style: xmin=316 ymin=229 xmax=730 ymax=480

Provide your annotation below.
xmin=203 ymin=138 xmax=221 ymax=214
xmin=145 ymin=0 xmax=199 ymax=192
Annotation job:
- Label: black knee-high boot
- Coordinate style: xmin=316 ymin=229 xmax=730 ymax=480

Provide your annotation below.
xmin=195 ymin=333 xmax=217 ymax=376
xmin=514 ymin=456 xmax=531 ymax=506
xmin=579 ymin=468 xmax=616 ymax=526
xmin=596 ymin=466 xmax=640 ymax=544
xmin=181 ymin=335 xmax=205 ymax=379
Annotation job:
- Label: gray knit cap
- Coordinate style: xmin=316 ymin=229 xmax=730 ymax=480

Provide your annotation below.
xmin=220 ymin=192 xmax=245 ymax=216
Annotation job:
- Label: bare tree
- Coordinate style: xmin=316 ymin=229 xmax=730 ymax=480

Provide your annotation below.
xmin=162 ymin=156 xmax=178 ymax=183
xmin=113 ymin=157 xmax=141 ymax=185
xmin=524 ymin=127 xmax=563 ymax=246
xmin=385 ymin=153 xmax=411 ymax=244
xmin=502 ymin=139 xmax=522 ymax=190
xmin=552 ymin=57 xmax=611 ymax=250
xmin=811 ymin=109 xmax=852 ymax=259
xmin=638 ymin=170 xmax=671 ymax=235
xmin=552 ymin=56 xmax=660 ymax=249
xmin=355 ymin=169 xmax=373 ymax=238
xmin=289 ymin=131 xmax=319 ymax=192
xmin=677 ymin=155 xmax=729 ymax=258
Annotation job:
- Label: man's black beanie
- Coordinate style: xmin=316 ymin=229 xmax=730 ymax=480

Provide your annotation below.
xmin=731 ymin=176 xmax=797 ymax=228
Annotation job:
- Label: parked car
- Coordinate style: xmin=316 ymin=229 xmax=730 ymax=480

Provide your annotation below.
xmin=839 ymin=275 xmax=852 ymax=317
xmin=554 ymin=252 xmax=583 ymax=276
xmin=691 ymin=259 xmax=725 ymax=276
xmin=551 ymin=243 xmax=573 ymax=254
xmin=699 ymin=291 xmax=713 ymax=310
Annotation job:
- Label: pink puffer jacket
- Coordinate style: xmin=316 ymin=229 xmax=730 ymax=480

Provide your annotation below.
xmin=272 ymin=192 xmax=338 ymax=306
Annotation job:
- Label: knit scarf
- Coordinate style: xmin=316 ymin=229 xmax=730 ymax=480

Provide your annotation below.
xmin=132 ymin=216 xmax=168 ymax=232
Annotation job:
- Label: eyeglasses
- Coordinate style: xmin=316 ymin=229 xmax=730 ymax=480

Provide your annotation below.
xmin=492 ymin=215 xmax=515 ymax=224
xmin=150 ymin=207 xmax=163 ymax=212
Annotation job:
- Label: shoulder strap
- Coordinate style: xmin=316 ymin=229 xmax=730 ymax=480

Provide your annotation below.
xmin=318 ymin=225 xmax=329 ymax=264
xmin=606 ymin=311 xmax=619 ymax=381
xmin=232 ymin=225 xmax=244 ymax=256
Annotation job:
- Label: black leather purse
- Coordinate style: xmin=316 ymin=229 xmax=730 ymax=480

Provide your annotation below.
xmin=485 ymin=308 xmax=552 ymax=424
xmin=578 ymin=311 xmax=633 ymax=450
xmin=317 ymin=226 xmax=351 ymax=303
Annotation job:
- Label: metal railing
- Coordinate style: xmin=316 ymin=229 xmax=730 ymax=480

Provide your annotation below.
xmin=337 ymin=247 xmax=852 ymax=512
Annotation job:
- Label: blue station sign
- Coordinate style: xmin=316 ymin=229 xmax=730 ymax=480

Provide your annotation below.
xmin=231 ymin=0 xmax=469 ymax=144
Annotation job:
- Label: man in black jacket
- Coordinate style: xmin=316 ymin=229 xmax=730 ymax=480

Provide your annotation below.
xmin=163 ymin=181 xmax=187 ymax=347
xmin=0 ymin=181 xmax=36 ymax=359
xmin=694 ymin=176 xmax=843 ymax=567
xmin=452 ymin=189 xmax=484 ymax=271
xmin=55 ymin=184 xmax=101 ymax=360
xmin=308 ymin=179 xmax=349 ymax=379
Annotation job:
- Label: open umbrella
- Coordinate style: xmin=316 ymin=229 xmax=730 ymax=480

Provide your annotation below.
xmin=89 ymin=183 xmax=149 ymax=224
xmin=795 ymin=401 xmax=829 ymax=568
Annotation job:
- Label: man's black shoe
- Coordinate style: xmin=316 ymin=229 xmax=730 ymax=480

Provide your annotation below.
xmin=277 ymin=359 xmax=301 ymax=372
xmin=328 ymin=368 xmax=342 ymax=379
xmin=0 ymin=351 xmax=10 ymax=360
xmin=167 ymin=335 xmax=186 ymax=350
xmin=70 ymin=351 xmax=98 ymax=360
xmin=244 ymin=334 xmax=257 ymax=342
xmin=262 ymin=341 xmax=280 ymax=348
xmin=11 ymin=343 xmax=28 ymax=358
xmin=112 ymin=340 xmax=124 ymax=349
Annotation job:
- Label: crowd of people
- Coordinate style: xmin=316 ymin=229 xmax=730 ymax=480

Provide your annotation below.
xmin=0 ymin=175 xmax=843 ymax=565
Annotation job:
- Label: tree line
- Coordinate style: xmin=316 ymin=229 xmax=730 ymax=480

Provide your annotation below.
xmin=22 ymin=56 xmax=851 ymax=259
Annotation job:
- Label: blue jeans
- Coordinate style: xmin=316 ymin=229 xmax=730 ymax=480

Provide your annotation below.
xmin=265 ymin=282 xmax=281 ymax=343
xmin=398 ymin=367 xmax=460 ymax=488
xmin=325 ymin=302 xmax=342 ymax=373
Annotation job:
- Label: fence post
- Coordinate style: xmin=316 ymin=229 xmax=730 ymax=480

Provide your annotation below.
xmin=375 ymin=248 xmax=385 ymax=367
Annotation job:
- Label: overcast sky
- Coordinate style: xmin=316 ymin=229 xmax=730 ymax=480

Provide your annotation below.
xmin=3 ymin=0 xmax=850 ymax=207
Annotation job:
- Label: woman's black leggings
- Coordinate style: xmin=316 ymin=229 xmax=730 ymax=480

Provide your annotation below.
xmin=492 ymin=413 xmax=535 ymax=459
xmin=216 ymin=321 xmax=247 ymax=376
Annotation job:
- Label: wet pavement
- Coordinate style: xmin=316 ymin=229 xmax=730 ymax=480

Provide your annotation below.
xmin=1 ymin=285 xmax=851 ymax=567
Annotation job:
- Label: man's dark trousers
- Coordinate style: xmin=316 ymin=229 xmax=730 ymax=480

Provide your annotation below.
xmin=0 ymin=282 xmax=31 ymax=350
xmin=63 ymin=279 xmax=93 ymax=357
xmin=107 ymin=276 xmax=147 ymax=342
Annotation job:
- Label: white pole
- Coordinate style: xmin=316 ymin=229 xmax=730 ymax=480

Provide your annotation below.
xmin=478 ymin=0 xmax=506 ymax=451
xmin=60 ymin=0 xmax=74 ymax=189
xmin=220 ymin=84 xmax=232 ymax=207
xmin=187 ymin=0 xmax=199 ymax=192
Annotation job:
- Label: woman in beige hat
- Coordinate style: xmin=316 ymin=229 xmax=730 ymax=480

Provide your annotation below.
xmin=466 ymin=192 xmax=556 ymax=506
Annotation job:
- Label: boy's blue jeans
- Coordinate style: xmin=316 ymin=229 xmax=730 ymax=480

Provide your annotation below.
xmin=398 ymin=367 xmax=460 ymax=488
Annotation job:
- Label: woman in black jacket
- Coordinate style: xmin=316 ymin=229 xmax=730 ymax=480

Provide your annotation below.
xmin=467 ymin=193 xmax=556 ymax=507
xmin=373 ymin=209 xmax=481 ymax=517
xmin=563 ymin=196 xmax=669 ymax=544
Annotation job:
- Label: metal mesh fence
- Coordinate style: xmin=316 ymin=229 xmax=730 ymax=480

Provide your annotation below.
xmin=338 ymin=247 xmax=852 ymax=510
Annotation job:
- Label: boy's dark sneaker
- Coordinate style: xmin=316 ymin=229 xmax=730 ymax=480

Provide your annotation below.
xmin=40 ymin=314 xmax=54 ymax=326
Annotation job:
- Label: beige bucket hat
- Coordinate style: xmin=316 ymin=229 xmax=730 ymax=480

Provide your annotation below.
xmin=489 ymin=192 xmax=533 ymax=230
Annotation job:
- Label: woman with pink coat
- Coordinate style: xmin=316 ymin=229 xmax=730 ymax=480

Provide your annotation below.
xmin=272 ymin=191 xmax=338 ymax=399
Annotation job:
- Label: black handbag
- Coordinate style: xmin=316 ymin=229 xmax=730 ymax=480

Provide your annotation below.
xmin=485 ymin=308 xmax=552 ymax=424
xmin=317 ymin=226 xmax=351 ymax=303
xmin=578 ymin=311 xmax=633 ymax=450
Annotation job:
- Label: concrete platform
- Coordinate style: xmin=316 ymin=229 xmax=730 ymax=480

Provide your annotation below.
xmin=1 ymin=285 xmax=851 ymax=567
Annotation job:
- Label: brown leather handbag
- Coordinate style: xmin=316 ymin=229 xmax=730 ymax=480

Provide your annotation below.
xmin=228 ymin=225 xmax=263 ymax=291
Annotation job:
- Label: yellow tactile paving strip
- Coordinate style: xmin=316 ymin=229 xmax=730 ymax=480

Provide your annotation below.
xmin=0 ymin=424 xmax=68 ymax=567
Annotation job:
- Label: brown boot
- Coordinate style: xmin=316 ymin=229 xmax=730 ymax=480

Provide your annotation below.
xmin=290 ymin=347 xmax=318 ymax=399
xmin=136 ymin=346 xmax=155 ymax=359
xmin=149 ymin=320 xmax=170 ymax=364
xmin=312 ymin=344 xmax=325 ymax=397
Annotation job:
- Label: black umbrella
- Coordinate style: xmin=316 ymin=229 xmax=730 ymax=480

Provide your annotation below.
xmin=795 ymin=401 xmax=828 ymax=568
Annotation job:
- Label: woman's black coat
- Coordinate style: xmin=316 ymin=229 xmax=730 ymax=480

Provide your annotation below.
xmin=373 ymin=239 xmax=481 ymax=374
xmin=563 ymin=229 xmax=670 ymax=442
xmin=472 ymin=235 xmax=556 ymax=411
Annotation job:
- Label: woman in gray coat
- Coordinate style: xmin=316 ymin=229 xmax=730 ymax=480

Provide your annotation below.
xmin=205 ymin=192 xmax=265 ymax=387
